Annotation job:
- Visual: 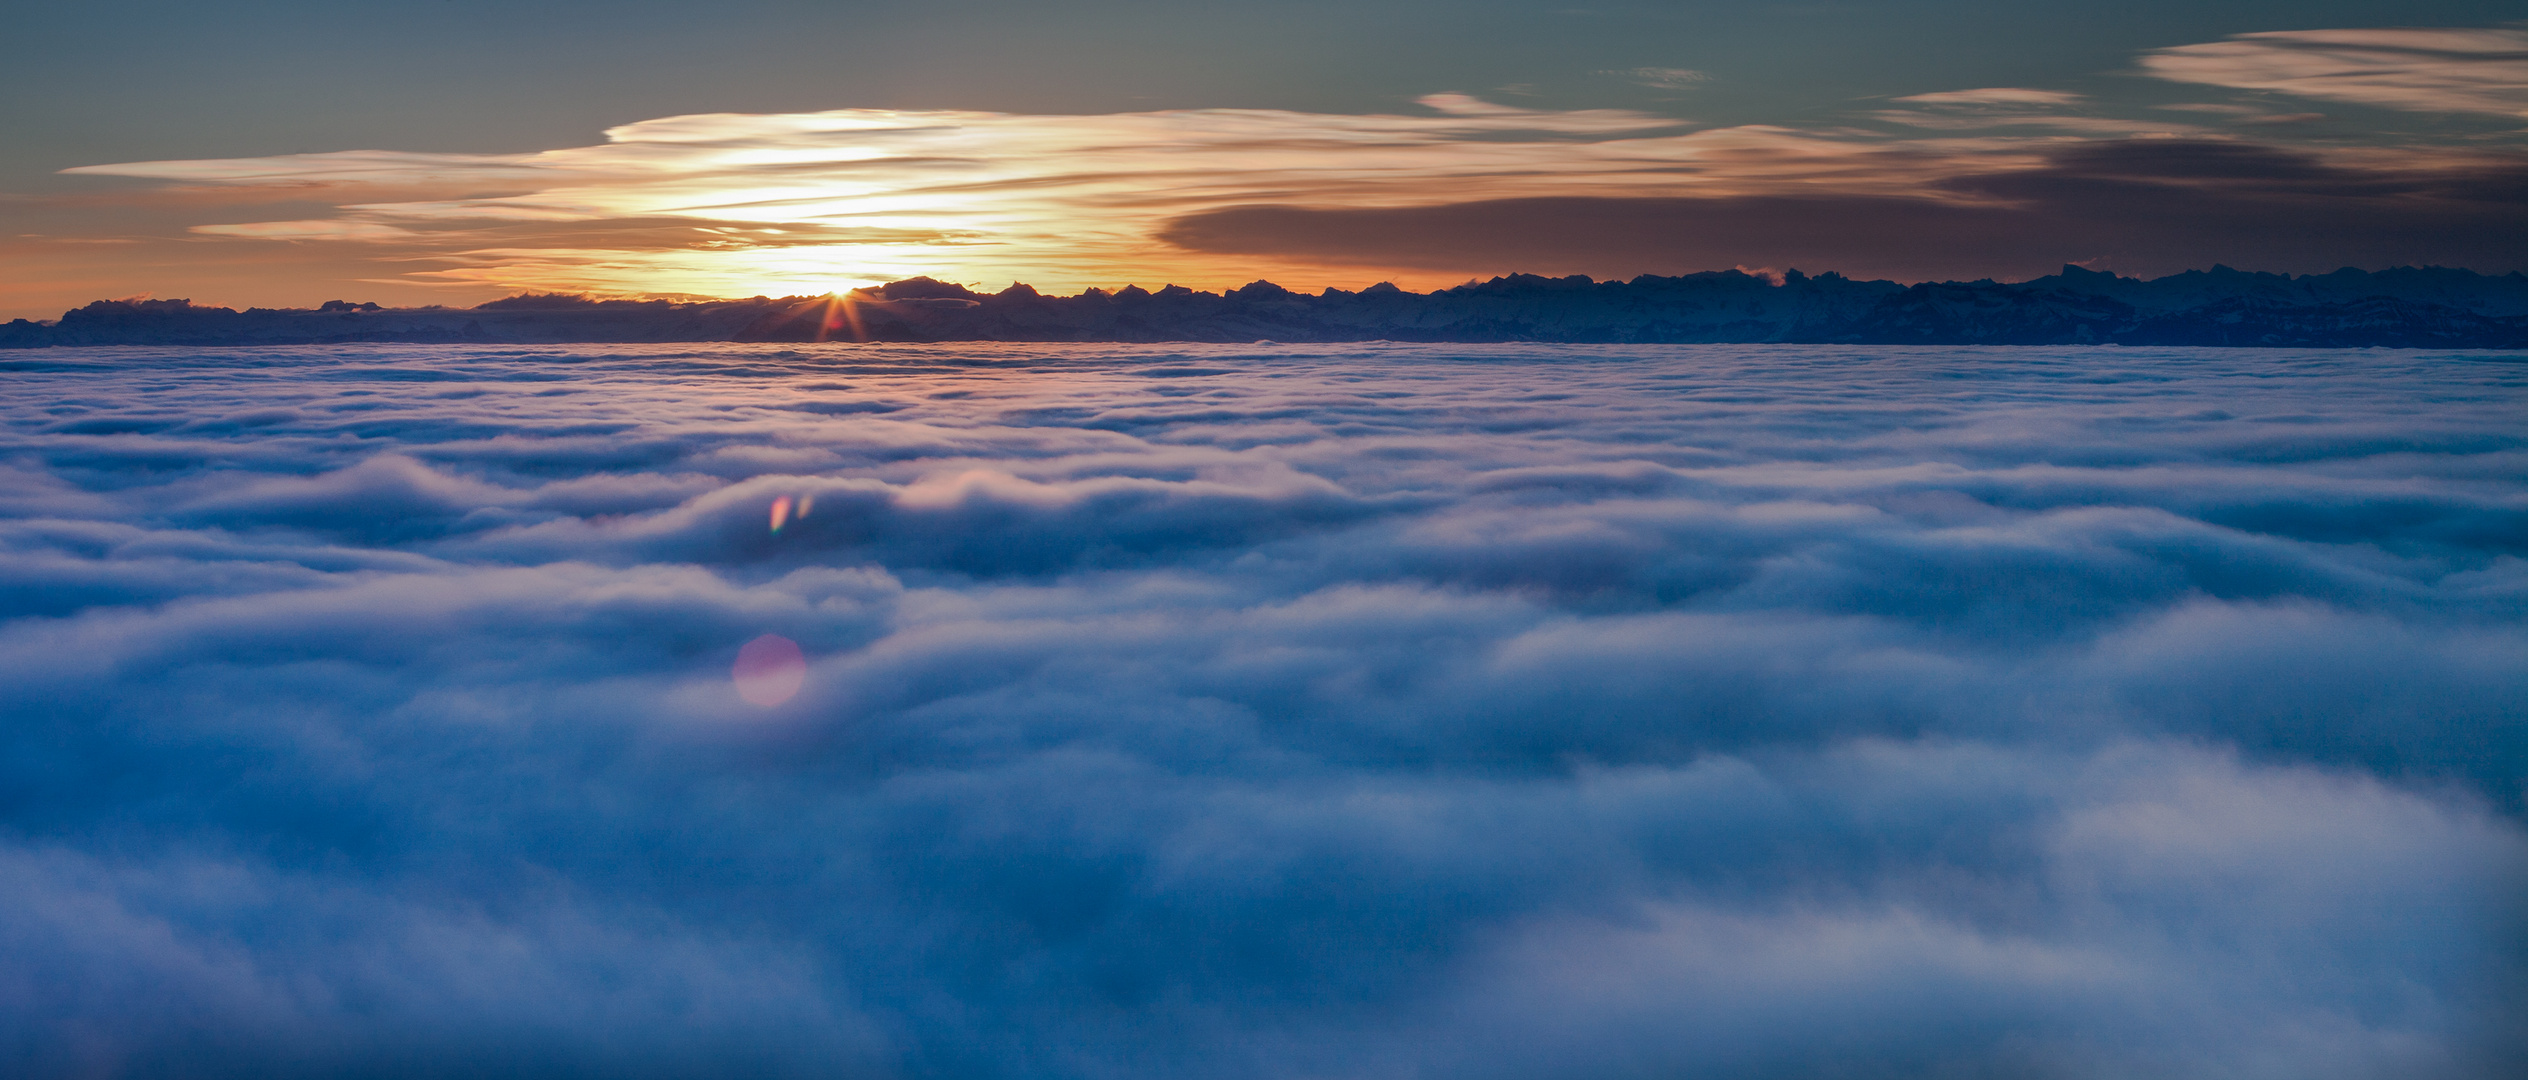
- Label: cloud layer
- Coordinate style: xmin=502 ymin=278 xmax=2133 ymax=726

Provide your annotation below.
xmin=1 ymin=340 xmax=2523 ymax=1078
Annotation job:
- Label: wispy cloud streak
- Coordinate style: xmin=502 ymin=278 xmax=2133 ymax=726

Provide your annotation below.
xmin=64 ymin=96 xmax=2023 ymax=296
xmin=2141 ymin=28 xmax=2528 ymax=117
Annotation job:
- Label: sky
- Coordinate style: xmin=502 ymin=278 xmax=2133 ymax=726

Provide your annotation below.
xmin=3 ymin=1 xmax=2524 ymax=316
xmin=3 ymin=339 xmax=2523 ymax=1077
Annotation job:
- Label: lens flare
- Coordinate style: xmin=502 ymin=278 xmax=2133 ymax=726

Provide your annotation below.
xmin=732 ymin=633 xmax=806 ymax=707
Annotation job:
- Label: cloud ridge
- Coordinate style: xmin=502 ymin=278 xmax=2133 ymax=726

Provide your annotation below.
xmin=0 ymin=340 xmax=2523 ymax=1077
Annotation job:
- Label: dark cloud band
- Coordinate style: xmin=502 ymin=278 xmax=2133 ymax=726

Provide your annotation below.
xmin=1160 ymin=142 xmax=2528 ymax=282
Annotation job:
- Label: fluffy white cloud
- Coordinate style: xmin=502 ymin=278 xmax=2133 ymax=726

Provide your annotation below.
xmin=0 ymin=340 xmax=2522 ymax=1077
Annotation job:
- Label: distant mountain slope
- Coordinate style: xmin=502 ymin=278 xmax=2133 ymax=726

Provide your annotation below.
xmin=9 ymin=265 xmax=2528 ymax=349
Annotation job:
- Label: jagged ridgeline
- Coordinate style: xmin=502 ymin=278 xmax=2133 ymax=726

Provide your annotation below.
xmin=9 ymin=265 xmax=2528 ymax=349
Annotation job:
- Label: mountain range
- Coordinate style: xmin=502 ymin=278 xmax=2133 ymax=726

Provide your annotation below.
xmin=9 ymin=265 xmax=2528 ymax=350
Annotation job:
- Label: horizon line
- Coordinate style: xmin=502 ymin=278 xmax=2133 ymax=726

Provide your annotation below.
xmin=18 ymin=262 xmax=2525 ymax=322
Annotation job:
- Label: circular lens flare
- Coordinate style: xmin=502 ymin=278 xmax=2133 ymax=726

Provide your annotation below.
xmin=732 ymin=633 xmax=806 ymax=707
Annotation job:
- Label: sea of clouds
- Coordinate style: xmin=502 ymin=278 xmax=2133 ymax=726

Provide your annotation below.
xmin=1 ymin=342 xmax=2522 ymax=1079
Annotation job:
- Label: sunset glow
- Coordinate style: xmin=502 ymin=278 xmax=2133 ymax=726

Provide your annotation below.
xmin=16 ymin=27 xmax=2520 ymax=311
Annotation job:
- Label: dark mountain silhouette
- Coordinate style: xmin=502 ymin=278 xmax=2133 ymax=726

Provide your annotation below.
xmin=8 ymin=265 xmax=2527 ymax=349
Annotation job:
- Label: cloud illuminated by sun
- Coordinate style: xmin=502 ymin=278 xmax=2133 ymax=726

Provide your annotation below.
xmin=58 ymin=95 xmax=2067 ymax=297
xmin=47 ymin=27 xmax=2528 ymax=300
xmin=2140 ymin=27 xmax=2528 ymax=117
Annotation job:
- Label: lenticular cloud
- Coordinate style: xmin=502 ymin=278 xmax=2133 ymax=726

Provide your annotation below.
xmin=1 ymin=342 xmax=2523 ymax=1079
